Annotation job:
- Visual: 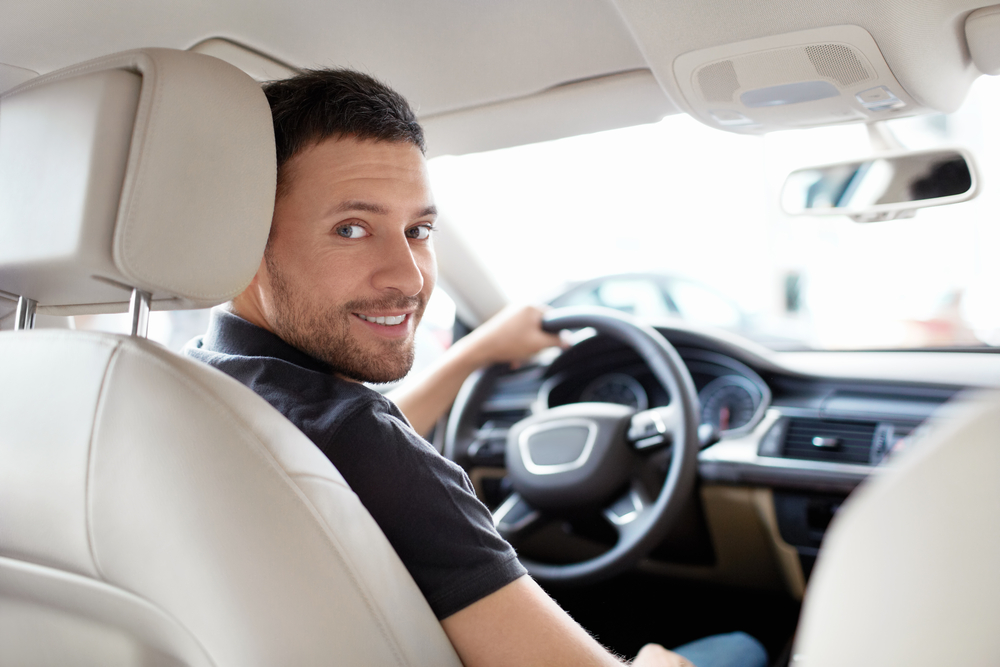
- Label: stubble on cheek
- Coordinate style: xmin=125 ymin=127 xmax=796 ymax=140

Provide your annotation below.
xmin=264 ymin=246 xmax=425 ymax=383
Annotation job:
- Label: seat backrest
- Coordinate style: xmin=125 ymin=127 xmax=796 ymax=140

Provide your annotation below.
xmin=0 ymin=49 xmax=461 ymax=666
xmin=791 ymin=389 xmax=1000 ymax=666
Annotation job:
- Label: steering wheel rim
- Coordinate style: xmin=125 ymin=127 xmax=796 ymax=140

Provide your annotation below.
xmin=483 ymin=306 xmax=701 ymax=585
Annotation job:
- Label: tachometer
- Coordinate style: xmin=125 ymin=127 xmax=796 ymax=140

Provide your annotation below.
xmin=699 ymin=375 xmax=761 ymax=433
xmin=580 ymin=373 xmax=649 ymax=410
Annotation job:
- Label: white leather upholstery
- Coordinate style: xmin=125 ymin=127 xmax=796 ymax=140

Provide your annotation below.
xmin=0 ymin=50 xmax=462 ymax=666
xmin=0 ymin=49 xmax=275 ymax=314
xmin=0 ymin=331 xmax=462 ymax=666
xmin=792 ymin=390 xmax=1000 ymax=665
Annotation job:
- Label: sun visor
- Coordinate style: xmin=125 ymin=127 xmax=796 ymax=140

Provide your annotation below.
xmin=0 ymin=49 xmax=276 ymax=314
xmin=966 ymin=5 xmax=1000 ymax=76
xmin=672 ymin=26 xmax=930 ymax=134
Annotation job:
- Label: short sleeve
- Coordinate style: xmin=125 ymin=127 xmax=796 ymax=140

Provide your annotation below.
xmin=317 ymin=400 xmax=526 ymax=619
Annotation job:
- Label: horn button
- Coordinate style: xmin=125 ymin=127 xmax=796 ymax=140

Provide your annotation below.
xmin=506 ymin=402 xmax=635 ymax=510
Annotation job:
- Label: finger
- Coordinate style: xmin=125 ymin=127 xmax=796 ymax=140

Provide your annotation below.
xmin=634 ymin=644 xmax=695 ymax=667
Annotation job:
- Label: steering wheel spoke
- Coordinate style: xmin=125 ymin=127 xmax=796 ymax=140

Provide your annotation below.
xmin=492 ymin=492 xmax=544 ymax=543
xmin=602 ymin=483 xmax=653 ymax=540
xmin=628 ymin=403 xmax=682 ymax=451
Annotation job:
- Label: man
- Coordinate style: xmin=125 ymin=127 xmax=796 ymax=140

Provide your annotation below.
xmin=186 ymin=69 xmax=766 ymax=667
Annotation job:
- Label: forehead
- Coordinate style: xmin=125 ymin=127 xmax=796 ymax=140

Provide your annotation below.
xmin=280 ymin=136 xmax=431 ymax=204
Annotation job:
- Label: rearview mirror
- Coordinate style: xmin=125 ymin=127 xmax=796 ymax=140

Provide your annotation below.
xmin=781 ymin=148 xmax=979 ymax=222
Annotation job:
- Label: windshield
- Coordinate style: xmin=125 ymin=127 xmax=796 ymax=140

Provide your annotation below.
xmin=427 ymin=74 xmax=1000 ymax=351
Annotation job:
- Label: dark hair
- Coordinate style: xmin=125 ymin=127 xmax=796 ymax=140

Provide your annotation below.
xmin=263 ymin=69 xmax=425 ymax=194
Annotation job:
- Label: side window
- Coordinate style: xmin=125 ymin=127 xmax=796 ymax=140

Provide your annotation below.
xmin=407 ymin=286 xmax=456 ymax=379
xmin=73 ymin=309 xmax=212 ymax=351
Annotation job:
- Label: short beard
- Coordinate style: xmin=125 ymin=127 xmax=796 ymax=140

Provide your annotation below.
xmin=264 ymin=246 xmax=424 ymax=384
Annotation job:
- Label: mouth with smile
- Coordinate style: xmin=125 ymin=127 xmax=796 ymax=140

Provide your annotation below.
xmin=352 ymin=311 xmax=414 ymax=338
xmin=355 ymin=312 xmax=408 ymax=326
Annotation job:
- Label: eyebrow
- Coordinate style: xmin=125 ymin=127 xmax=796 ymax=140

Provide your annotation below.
xmin=333 ymin=200 xmax=437 ymax=218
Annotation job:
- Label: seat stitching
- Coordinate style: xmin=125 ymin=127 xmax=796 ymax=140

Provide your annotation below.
xmin=84 ymin=338 xmax=124 ymax=583
xmin=285 ymin=471 xmax=352 ymax=489
xmin=0 ymin=555 xmax=219 ymax=667
xmin=14 ymin=332 xmax=219 ymax=665
xmin=116 ymin=340 xmax=415 ymax=666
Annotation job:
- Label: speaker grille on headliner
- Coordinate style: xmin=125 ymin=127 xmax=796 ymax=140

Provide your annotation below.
xmin=805 ymin=44 xmax=872 ymax=86
xmin=698 ymin=60 xmax=740 ymax=103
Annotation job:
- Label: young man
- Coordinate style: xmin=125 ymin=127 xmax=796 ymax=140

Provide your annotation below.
xmin=185 ymin=69 xmax=766 ymax=667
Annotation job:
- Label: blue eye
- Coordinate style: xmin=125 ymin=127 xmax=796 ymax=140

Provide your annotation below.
xmin=336 ymin=224 xmax=367 ymax=239
xmin=407 ymin=225 xmax=434 ymax=240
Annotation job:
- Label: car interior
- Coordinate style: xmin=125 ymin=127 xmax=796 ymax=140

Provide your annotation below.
xmin=1 ymin=1 xmax=999 ymax=665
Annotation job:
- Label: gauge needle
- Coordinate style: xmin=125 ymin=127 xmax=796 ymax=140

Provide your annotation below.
xmin=719 ymin=405 xmax=730 ymax=431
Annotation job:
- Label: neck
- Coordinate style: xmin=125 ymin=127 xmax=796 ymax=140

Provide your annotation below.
xmin=227 ymin=292 xmax=272 ymax=333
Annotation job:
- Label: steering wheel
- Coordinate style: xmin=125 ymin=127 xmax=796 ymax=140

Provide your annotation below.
xmin=455 ymin=306 xmax=702 ymax=585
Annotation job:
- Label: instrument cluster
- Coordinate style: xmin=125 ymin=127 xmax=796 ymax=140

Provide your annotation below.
xmin=542 ymin=346 xmax=770 ymax=439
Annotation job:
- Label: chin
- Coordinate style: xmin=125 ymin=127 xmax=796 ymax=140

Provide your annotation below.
xmin=331 ymin=340 xmax=416 ymax=385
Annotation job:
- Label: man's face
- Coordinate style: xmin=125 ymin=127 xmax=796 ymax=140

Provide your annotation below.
xmin=255 ymin=136 xmax=437 ymax=383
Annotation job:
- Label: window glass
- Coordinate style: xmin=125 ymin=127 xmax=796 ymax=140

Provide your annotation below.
xmin=72 ymin=309 xmax=211 ymax=351
xmin=428 ymin=74 xmax=1000 ymax=350
xmin=595 ymin=278 xmax=672 ymax=320
xmin=406 ymin=286 xmax=456 ymax=380
xmin=669 ymin=280 xmax=742 ymax=329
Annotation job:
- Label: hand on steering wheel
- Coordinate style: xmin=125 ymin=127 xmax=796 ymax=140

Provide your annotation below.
xmin=491 ymin=306 xmax=701 ymax=585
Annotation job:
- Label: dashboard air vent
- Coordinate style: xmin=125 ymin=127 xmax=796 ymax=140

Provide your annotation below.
xmin=783 ymin=417 xmax=877 ymax=464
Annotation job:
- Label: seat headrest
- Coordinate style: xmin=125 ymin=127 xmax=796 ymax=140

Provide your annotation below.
xmin=0 ymin=48 xmax=276 ymax=315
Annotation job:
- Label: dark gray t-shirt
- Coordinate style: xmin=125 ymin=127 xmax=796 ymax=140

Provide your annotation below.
xmin=185 ymin=309 xmax=525 ymax=619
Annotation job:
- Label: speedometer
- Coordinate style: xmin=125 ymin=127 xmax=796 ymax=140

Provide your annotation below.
xmin=699 ymin=375 xmax=762 ymax=433
xmin=580 ymin=373 xmax=649 ymax=410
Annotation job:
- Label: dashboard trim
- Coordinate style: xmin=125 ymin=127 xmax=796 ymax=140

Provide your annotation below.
xmin=698 ymin=409 xmax=879 ymax=493
xmin=682 ymin=348 xmax=772 ymax=438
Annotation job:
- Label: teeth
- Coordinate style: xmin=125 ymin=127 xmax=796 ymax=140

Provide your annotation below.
xmin=358 ymin=314 xmax=406 ymax=325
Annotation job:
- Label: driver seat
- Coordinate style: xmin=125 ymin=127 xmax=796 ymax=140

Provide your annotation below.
xmin=0 ymin=49 xmax=461 ymax=666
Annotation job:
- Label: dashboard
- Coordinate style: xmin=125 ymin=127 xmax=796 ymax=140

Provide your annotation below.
xmin=541 ymin=345 xmax=771 ymax=438
xmin=444 ymin=322 xmax=1000 ymax=589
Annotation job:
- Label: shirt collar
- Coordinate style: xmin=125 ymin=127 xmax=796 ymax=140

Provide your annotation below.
xmin=200 ymin=308 xmax=334 ymax=374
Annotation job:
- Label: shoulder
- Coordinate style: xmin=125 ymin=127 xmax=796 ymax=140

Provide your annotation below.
xmin=331 ymin=390 xmax=444 ymax=467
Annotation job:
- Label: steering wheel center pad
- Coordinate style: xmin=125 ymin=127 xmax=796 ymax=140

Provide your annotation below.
xmin=506 ymin=401 xmax=636 ymax=510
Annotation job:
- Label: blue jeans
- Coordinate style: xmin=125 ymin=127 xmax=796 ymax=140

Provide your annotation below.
xmin=673 ymin=632 xmax=769 ymax=667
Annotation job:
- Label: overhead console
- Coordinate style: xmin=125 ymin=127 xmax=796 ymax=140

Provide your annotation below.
xmin=614 ymin=1 xmax=998 ymax=135
xmin=671 ymin=26 xmax=927 ymax=134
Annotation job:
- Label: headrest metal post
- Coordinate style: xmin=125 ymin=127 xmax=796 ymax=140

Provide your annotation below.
xmin=14 ymin=297 xmax=37 ymax=331
xmin=129 ymin=289 xmax=151 ymax=338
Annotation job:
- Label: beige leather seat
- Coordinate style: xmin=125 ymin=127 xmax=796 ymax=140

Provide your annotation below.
xmin=0 ymin=49 xmax=461 ymax=666
xmin=792 ymin=389 xmax=1000 ymax=665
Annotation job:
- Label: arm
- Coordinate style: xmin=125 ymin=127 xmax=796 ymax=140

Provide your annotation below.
xmin=441 ymin=575 xmax=691 ymax=667
xmin=389 ymin=304 xmax=563 ymax=435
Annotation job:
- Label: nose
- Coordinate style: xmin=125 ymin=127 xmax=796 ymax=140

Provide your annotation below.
xmin=371 ymin=231 xmax=425 ymax=297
